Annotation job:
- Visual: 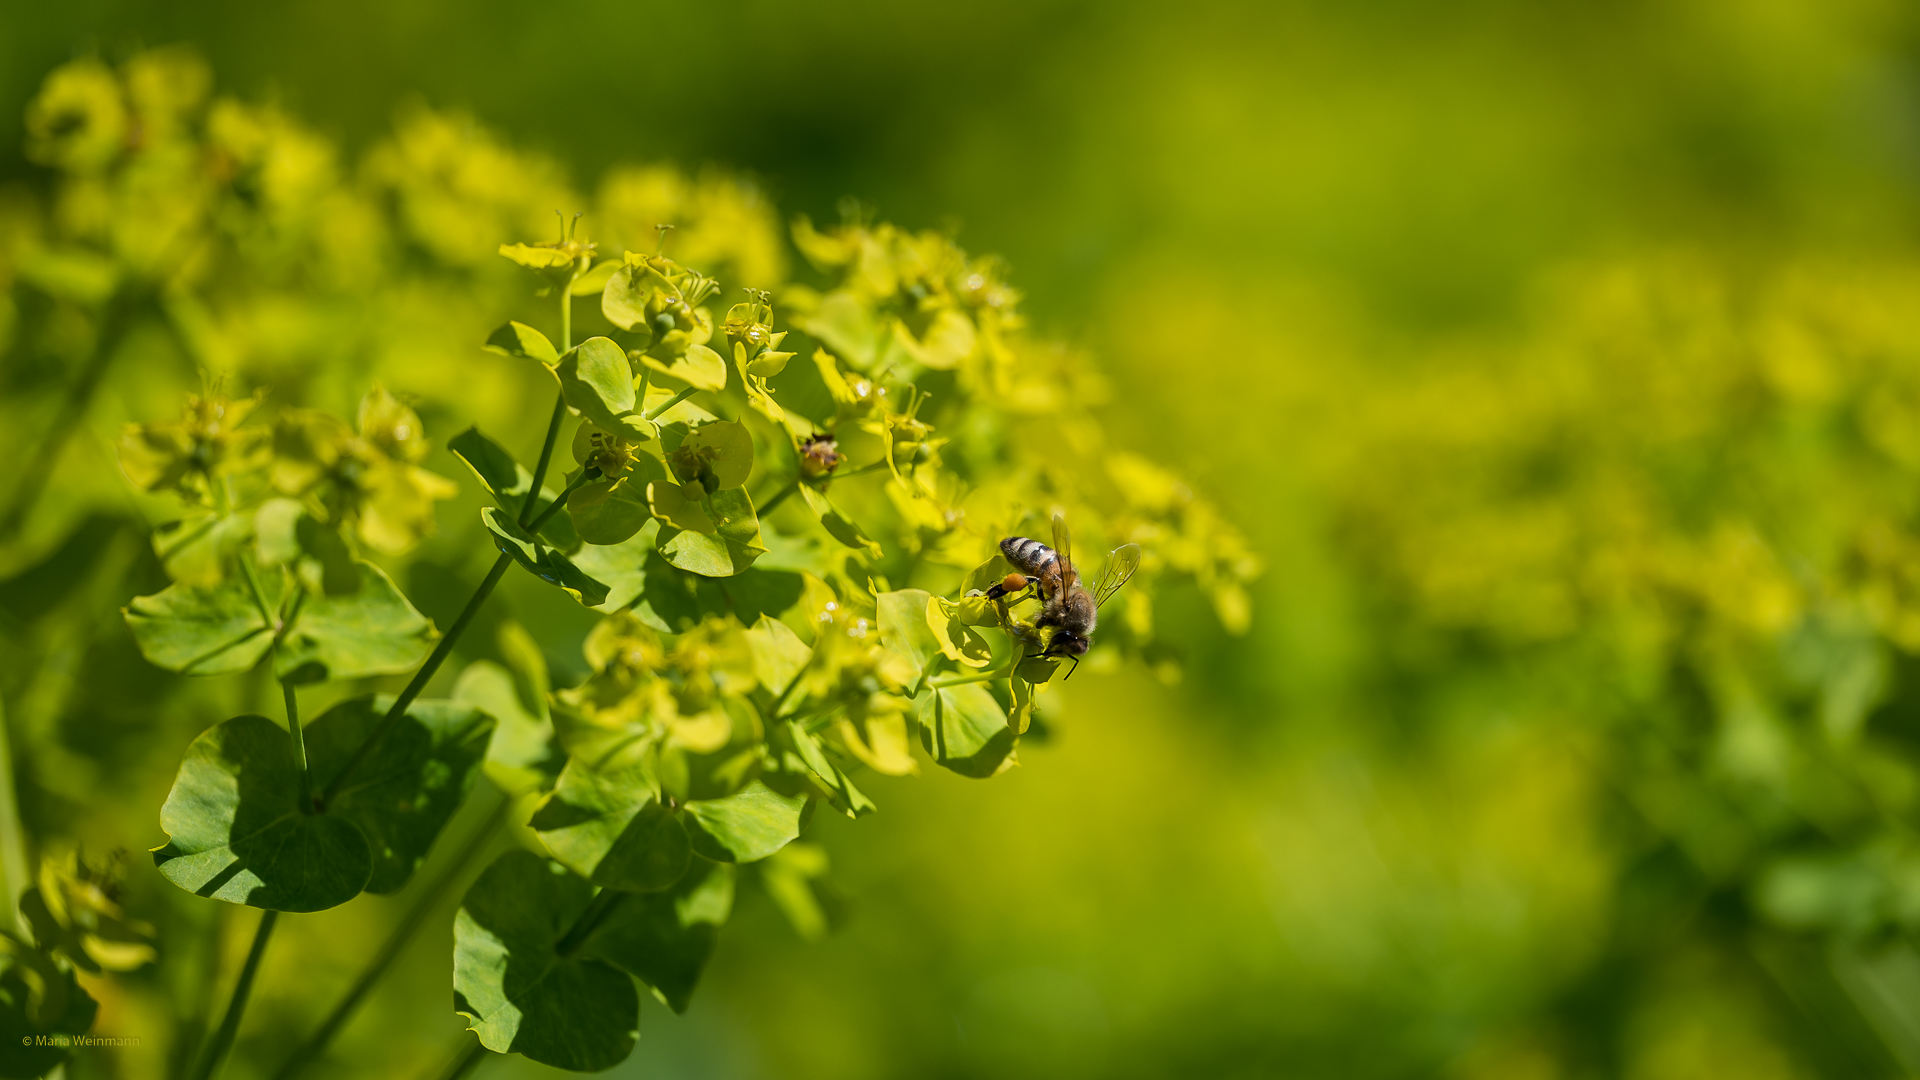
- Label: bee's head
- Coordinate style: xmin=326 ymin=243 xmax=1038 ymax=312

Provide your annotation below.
xmin=1047 ymin=631 xmax=1090 ymax=658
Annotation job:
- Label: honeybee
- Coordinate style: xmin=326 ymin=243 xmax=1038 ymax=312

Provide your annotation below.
xmin=981 ymin=513 xmax=1141 ymax=670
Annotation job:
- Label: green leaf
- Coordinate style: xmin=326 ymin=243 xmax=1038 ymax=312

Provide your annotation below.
xmin=453 ymin=851 xmax=638 ymax=1071
xmin=962 ymin=554 xmax=1015 ymax=596
xmin=275 ymin=562 xmax=437 ymax=685
xmin=483 ymin=508 xmax=612 ymax=607
xmin=927 ymin=596 xmax=992 ymax=668
xmin=786 ymin=721 xmax=875 ymax=819
xmin=152 ymin=714 xmax=373 ymax=911
xmin=255 ymin=501 xmax=364 ymax=597
xmin=759 ymin=842 xmax=834 ymax=942
xmin=483 ymin=321 xmax=559 ymax=366
xmin=720 ymin=569 xmax=811 ymax=628
xmin=580 ymin=857 xmax=733 ymax=1014
xmin=648 ymin=480 xmax=715 ymax=533
xmin=568 ymin=521 xmax=658 ymax=612
xmin=556 ymin=336 xmax=637 ymax=431
xmin=641 ymin=385 xmax=717 ymax=426
xmin=153 ymin=512 xmax=253 ymax=587
xmin=710 ymin=486 xmax=766 ymax=550
xmin=917 ymin=684 xmax=1019 ymax=778
xmin=746 ymin=615 xmax=812 ymax=695
xmin=895 ymin=309 xmax=976 ymax=370
xmin=0 ymin=951 xmax=98 ymax=1078
xmin=569 ymin=455 xmax=669 ymax=547
xmin=680 ymin=780 xmax=808 ymax=863
xmin=1010 ymin=674 xmax=1035 ymax=735
xmin=254 ymin=498 xmax=304 ymax=568
xmin=570 ymin=259 xmax=621 ymax=296
xmin=642 ymin=342 xmax=729 ymax=392
xmin=571 ymin=479 xmax=656 ymax=547
xmin=744 ymin=347 xmax=794 ymax=379
xmin=876 ymin=588 xmax=939 ymax=682
xmin=794 ymin=291 xmax=882 ymax=369
xmin=498 ymin=243 xmax=579 ymax=270
xmin=305 ymin=695 xmax=495 ymax=894
xmin=449 ymin=426 xmax=532 ymax=502
xmin=124 ymin=575 xmax=277 ymax=676
xmin=1017 ymin=656 xmax=1060 ymax=685
xmin=449 ymin=427 xmax=580 ymax=549
xmin=681 ymin=420 xmax=754 ymax=489
xmin=798 ymin=484 xmax=881 ymax=557
xmin=530 ymin=759 xmax=691 ymax=892
xmin=292 ymin=514 xmax=364 ymax=597
xmin=644 ymin=545 xmax=730 ymax=631
xmin=601 ymin=264 xmax=653 ymax=332
xmin=455 ymin=660 xmax=559 ymax=796
xmin=954 ymin=594 xmax=999 ymax=627
xmin=656 ymin=487 xmax=767 ymax=578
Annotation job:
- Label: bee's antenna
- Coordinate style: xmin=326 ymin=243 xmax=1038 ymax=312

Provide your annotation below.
xmin=1064 ymin=655 xmax=1081 ymax=681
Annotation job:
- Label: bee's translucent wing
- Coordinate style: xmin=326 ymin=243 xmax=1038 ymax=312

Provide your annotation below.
xmin=1094 ymin=543 xmax=1141 ymax=609
xmin=1051 ymin=512 xmax=1073 ymax=579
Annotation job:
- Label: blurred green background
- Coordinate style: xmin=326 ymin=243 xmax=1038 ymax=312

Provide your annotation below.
xmin=7 ymin=1 xmax=1920 ymax=1077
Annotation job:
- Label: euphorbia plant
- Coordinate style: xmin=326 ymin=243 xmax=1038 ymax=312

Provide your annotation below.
xmin=112 ymin=204 xmax=1255 ymax=1076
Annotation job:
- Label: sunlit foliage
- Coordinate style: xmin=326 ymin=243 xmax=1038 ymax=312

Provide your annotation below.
xmin=0 ymin=49 xmax=1252 ymax=1076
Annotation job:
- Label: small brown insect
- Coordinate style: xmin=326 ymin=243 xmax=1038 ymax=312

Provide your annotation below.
xmin=799 ymin=434 xmax=842 ymax=477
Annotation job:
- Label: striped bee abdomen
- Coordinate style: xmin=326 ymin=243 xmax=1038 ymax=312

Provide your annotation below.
xmin=1001 ymin=536 xmax=1057 ymax=576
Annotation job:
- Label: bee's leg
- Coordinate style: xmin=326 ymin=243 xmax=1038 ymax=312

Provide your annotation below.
xmin=984 ymin=573 xmax=1032 ymax=601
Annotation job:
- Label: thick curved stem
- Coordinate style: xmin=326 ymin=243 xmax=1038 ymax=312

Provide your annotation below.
xmin=270 ymin=792 xmax=510 ymax=1080
xmin=527 ymin=468 xmax=597 ymax=534
xmin=517 ymin=393 xmax=569 ymax=525
xmin=320 ymin=553 xmax=511 ymax=803
xmin=187 ymin=909 xmax=279 ymax=1080
xmin=431 ymin=1037 xmax=490 ymax=1080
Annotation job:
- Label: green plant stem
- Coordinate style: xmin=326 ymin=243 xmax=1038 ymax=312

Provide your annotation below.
xmin=517 ymin=392 xmax=569 ymax=525
xmin=170 ymin=904 xmax=229 ymax=1080
xmin=239 ymin=572 xmax=314 ymax=812
xmin=320 ymin=553 xmax=512 ymax=804
xmin=644 ymin=386 xmax=698 ymax=420
xmin=929 ymin=661 xmax=1019 ymax=689
xmin=510 ymin=276 xmax=576 ymax=526
xmin=237 ymin=558 xmax=275 ymax=631
xmin=834 ymin=460 xmax=892 ymax=482
xmin=758 ymin=460 xmax=891 ymax=517
xmin=271 ymin=792 xmax=511 ymax=1080
xmin=0 ymin=696 xmax=30 ymax=937
xmin=556 ymin=887 xmax=627 ymax=956
xmin=326 ymin=292 xmax=571 ymax=800
xmin=768 ymin=649 xmax=819 ymax=721
xmin=282 ymin=682 xmax=313 ymax=815
xmin=757 ymin=479 xmax=800 ymax=516
xmin=0 ymin=290 xmax=141 ymax=540
xmin=188 ymin=909 xmax=279 ymax=1080
xmin=527 ymin=469 xmax=598 ymax=534
xmin=432 ymin=1037 xmax=490 ymax=1080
